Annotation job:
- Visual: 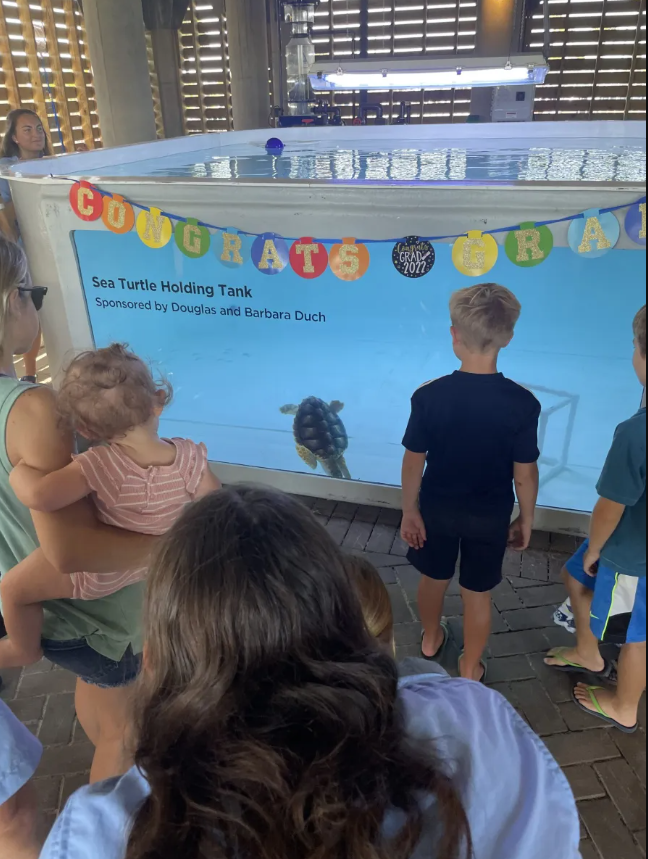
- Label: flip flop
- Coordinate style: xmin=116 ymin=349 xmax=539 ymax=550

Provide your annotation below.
xmin=545 ymin=647 xmax=613 ymax=678
xmin=458 ymin=651 xmax=488 ymax=685
xmin=421 ymin=620 xmax=450 ymax=662
xmin=572 ymin=685 xmax=638 ymax=734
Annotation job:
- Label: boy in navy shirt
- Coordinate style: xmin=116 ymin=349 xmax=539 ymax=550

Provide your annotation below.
xmin=547 ymin=306 xmax=646 ymax=733
xmin=402 ymin=284 xmax=541 ymax=682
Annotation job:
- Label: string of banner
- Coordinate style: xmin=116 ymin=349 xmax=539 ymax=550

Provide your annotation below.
xmin=69 ymin=180 xmax=647 ymax=281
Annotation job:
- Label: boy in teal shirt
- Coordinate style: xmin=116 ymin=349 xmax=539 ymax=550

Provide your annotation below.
xmin=546 ymin=305 xmax=647 ymax=733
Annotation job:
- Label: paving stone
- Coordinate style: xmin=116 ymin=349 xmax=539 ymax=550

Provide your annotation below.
xmin=491 ymin=606 xmax=508 ymax=634
xmin=529 ymin=530 xmax=552 ymax=551
xmin=492 ymin=579 xmax=523 ymax=612
xmin=614 ymin=731 xmax=647 ymax=790
xmin=540 ymin=625 xmax=578 ymax=649
xmin=60 ymin=772 xmax=90 ymax=810
xmin=510 ymin=679 xmax=568 ymax=736
xmin=521 ymin=550 xmax=550 ymax=581
xmin=310 ymin=498 xmax=336 ymax=517
xmin=7 ymin=696 xmax=45 ymax=723
xmin=527 ymin=653 xmax=574 ymax=704
xmin=503 ymin=605 xmax=556 ymax=631
xmin=0 ymin=667 xmax=22 ymax=701
xmin=595 ymin=759 xmax=647 ymax=832
xmin=378 ymin=566 xmax=398 ymax=584
xmin=22 ymin=658 xmax=55 ymax=676
xmin=38 ymin=693 xmax=77 ymax=747
xmin=564 ymin=765 xmax=606 ymax=802
xmin=386 ymin=584 xmax=414 ymax=624
xmin=393 ymin=622 xmax=424 ymax=648
xmin=376 ymin=508 xmax=402 ymax=527
xmin=341 ymin=520 xmax=373 ymax=551
xmin=551 ymin=533 xmax=582 ymax=554
xmin=394 ymin=564 xmax=421 ymax=599
xmin=580 ymin=841 xmax=603 ymax=859
xmin=390 ymin=534 xmax=410 ymax=557
xmin=490 ymin=629 xmax=549 ymax=657
xmin=508 ymin=575 xmax=552 ymax=589
xmin=33 ymin=776 xmax=62 ymax=812
xmin=550 ymin=553 xmax=572 ymax=582
xmin=502 ymin=550 xmax=523 ymax=578
xmin=486 ymin=655 xmax=537 ymax=684
xmin=39 ymin=742 xmax=95 ymax=778
xmin=365 ymin=523 xmax=398 ymax=554
xmin=292 ymin=494 xmax=315 ymax=508
xmin=353 ymin=505 xmax=381 ymax=524
xmin=488 ymin=682 xmax=521 ymax=710
xmin=444 ymin=595 xmax=464 ymax=617
xmin=558 ymin=701 xmax=615 ymax=733
xmin=519 ymin=583 xmax=569 ymax=608
xmin=325 ymin=516 xmax=352 ymax=545
xmin=396 ymin=644 xmax=424 ymax=661
xmin=545 ymin=731 xmax=620 ymax=767
xmin=635 ymin=831 xmax=646 ymax=857
xmin=17 ymin=670 xmax=77 ymax=698
xmin=357 ymin=551 xmax=410 ymax=568
xmin=580 ymin=799 xmax=645 ymax=859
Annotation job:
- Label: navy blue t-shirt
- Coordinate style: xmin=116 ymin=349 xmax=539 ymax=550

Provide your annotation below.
xmin=403 ymin=372 xmax=541 ymax=516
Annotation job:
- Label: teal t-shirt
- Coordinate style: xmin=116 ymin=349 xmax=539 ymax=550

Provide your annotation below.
xmin=598 ymin=408 xmax=647 ymax=577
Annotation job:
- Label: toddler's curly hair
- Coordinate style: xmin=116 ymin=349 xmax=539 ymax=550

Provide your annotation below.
xmin=57 ymin=343 xmax=172 ymax=441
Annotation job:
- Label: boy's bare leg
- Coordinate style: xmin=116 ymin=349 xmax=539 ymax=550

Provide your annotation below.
xmin=418 ymin=576 xmax=450 ymax=657
xmin=460 ymin=588 xmax=491 ymax=681
xmin=545 ymin=569 xmax=605 ymax=672
xmin=75 ymin=679 xmax=135 ymax=783
xmin=0 ymin=549 xmax=74 ymax=669
xmin=575 ymin=642 xmax=646 ymax=729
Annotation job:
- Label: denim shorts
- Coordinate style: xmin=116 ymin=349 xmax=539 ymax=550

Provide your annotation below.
xmin=41 ymin=638 xmax=142 ymax=689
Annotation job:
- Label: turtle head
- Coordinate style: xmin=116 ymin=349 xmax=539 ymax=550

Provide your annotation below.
xmin=329 ymin=400 xmax=345 ymax=414
xmin=280 ymin=404 xmax=299 ymax=415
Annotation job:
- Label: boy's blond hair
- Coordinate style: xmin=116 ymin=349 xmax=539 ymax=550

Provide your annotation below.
xmin=634 ymin=305 xmax=647 ymax=359
xmin=450 ymin=283 xmax=522 ymax=354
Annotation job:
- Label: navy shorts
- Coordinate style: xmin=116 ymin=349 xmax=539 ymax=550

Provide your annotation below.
xmin=41 ymin=639 xmax=141 ymax=689
xmin=408 ymin=505 xmax=511 ymax=594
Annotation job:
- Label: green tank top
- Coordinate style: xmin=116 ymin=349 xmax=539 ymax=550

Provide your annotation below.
xmin=0 ymin=377 xmax=143 ymax=660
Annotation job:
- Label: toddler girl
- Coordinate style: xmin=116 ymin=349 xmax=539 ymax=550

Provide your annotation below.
xmin=0 ymin=343 xmax=221 ymax=668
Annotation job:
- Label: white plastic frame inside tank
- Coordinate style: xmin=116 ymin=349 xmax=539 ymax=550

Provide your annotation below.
xmin=7 ymin=121 xmax=647 ymax=533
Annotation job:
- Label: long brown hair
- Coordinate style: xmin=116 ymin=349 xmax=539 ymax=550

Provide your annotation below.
xmin=128 ymin=487 xmax=470 ymax=859
xmin=1 ymin=109 xmax=52 ymax=159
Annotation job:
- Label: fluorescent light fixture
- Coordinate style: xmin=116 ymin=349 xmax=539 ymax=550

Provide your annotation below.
xmin=310 ymin=55 xmax=549 ymax=92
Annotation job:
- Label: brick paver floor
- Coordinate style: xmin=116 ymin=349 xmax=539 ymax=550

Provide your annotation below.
xmin=1 ymin=499 xmax=645 ymax=857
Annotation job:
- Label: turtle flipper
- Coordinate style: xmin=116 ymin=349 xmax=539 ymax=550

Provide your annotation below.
xmin=296 ymin=444 xmax=318 ymax=470
xmin=321 ymin=456 xmax=351 ymax=480
xmin=281 ymin=404 xmax=299 ymax=415
xmin=329 ymin=400 xmax=345 ymax=414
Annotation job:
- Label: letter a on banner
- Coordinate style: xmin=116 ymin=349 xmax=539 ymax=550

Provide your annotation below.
xmin=252 ymin=233 xmax=289 ymax=275
xmin=136 ymin=207 xmax=173 ymax=249
xmin=568 ymin=209 xmax=620 ymax=259
xmin=70 ymin=181 xmax=103 ymax=222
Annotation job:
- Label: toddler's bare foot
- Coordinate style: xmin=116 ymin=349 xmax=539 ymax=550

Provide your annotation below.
xmin=0 ymin=637 xmax=43 ymax=669
xmin=574 ymin=683 xmax=638 ymax=730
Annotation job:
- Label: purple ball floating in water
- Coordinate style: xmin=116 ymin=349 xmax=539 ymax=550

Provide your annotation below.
xmin=266 ymin=137 xmax=285 ymax=152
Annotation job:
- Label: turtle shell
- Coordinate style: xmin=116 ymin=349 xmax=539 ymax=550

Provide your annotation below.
xmin=292 ymin=397 xmax=348 ymax=461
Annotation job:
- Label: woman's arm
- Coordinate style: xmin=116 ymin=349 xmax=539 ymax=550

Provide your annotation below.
xmin=0 ymin=201 xmax=18 ymax=242
xmin=6 ymin=386 xmax=159 ymax=575
xmin=10 ymin=460 xmax=90 ymax=513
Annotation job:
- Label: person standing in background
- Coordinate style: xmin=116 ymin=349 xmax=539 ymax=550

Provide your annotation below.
xmin=0 ymin=109 xmax=53 ymax=383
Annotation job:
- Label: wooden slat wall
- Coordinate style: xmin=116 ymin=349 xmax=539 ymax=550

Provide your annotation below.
xmin=526 ymin=0 xmax=646 ymax=120
xmin=0 ymin=0 xmax=101 ymax=151
xmin=312 ymin=0 xmax=477 ymax=123
xmin=179 ymin=0 xmax=233 ymax=133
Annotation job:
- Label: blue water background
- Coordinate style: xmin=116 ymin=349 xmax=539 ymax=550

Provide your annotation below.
xmin=74 ymin=231 xmax=646 ymax=513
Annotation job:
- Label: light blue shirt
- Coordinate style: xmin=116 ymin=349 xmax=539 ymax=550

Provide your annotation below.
xmin=0 ymin=699 xmax=42 ymax=804
xmin=0 ymin=157 xmax=18 ymax=204
xmin=41 ymin=676 xmax=582 ymax=859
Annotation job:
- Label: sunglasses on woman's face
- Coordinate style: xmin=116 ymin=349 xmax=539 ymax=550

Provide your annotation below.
xmin=18 ymin=286 xmax=48 ymax=311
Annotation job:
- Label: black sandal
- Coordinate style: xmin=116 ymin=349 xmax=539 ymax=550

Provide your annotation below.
xmin=421 ymin=620 xmax=450 ymax=661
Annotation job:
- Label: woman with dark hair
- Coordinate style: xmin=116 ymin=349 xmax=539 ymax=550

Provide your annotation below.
xmin=37 ymin=486 xmax=581 ymax=859
xmin=0 ymin=109 xmax=52 ymax=381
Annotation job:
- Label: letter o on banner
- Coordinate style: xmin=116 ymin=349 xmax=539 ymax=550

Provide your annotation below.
xmin=251 ymin=233 xmax=289 ymax=275
xmin=568 ymin=209 xmax=620 ymax=259
xmin=70 ymin=181 xmax=103 ymax=222
xmin=136 ymin=207 xmax=173 ymax=249
xmin=175 ymin=217 xmax=211 ymax=258
xmin=452 ymin=230 xmax=499 ymax=277
xmin=102 ymin=194 xmax=135 ymax=234
xmin=329 ymin=238 xmax=370 ymax=281
xmin=289 ymin=237 xmax=329 ymax=279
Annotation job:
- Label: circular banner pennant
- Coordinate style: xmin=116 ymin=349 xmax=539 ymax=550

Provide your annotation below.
xmin=136 ymin=207 xmax=173 ymax=250
xmin=251 ymin=233 xmax=289 ymax=275
xmin=329 ymin=238 xmax=370 ymax=281
xmin=452 ymin=231 xmax=499 ymax=277
xmin=70 ymin=181 xmax=103 ymax=222
xmin=175 ymin=217 xmax=211 ymax=258
xmin=625 ymin=201 xmax=646 ymax=247
xmin=218 ymin=228 xmax=251 ymax=269
xmin=290 ymin=237 xmax=329 ymax=279
xmin=102 ymin=194 xmax=135 ymax=235
xmin=392 ymin=237 xmax=436 ymax=278
xmin=505 ymin=222 xmax=554 ymax=268
xmin=568 ymin=209 xmax=620 ymax=259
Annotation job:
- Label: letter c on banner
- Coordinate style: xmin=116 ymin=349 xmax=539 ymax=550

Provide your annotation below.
xmin=70 ymin=181 xmax=103 ymax=222
xmin=102 ymin=194 xmax=135 ymax=234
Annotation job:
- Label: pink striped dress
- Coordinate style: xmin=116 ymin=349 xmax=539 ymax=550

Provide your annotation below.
xmin=70 ymin=438 xmax=208 ymax=600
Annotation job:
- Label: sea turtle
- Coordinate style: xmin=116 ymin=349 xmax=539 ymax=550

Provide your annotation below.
xmin=280 ymin=396 xmax=351 ymax=480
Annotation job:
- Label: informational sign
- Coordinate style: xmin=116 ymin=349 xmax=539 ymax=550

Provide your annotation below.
xmin=74 ymin=230 xmax=646 ymax=514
